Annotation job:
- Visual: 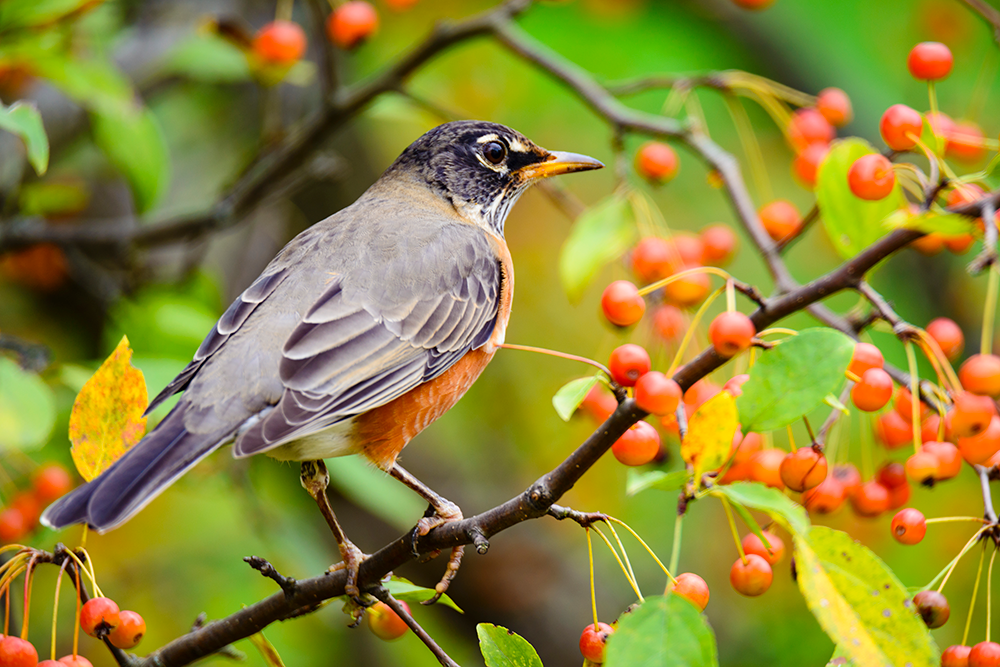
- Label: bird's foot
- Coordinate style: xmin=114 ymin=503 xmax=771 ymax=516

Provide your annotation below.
xmin=328 ymin=539 xmax=370 ymax=603
xmin=409 ymin=500 xmax=464 ymax=604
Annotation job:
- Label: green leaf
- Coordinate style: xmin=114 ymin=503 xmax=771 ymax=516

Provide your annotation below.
xmin=681 ymin=392 xmax=738 ymax=487
xmin=0 ymin=0 xmax=100 ymax=31
xmin=32 ymin=55 xmax=134 ymax=116
xmin=735 ymin=328 xmax=854 ymax=432
xmin=325 ymin=457 xmax=424 ymax=533
xmin=816 ymin=139 xmax=907 ymax=259
xmin=19 ymin=180 xmax=88 ymax=216
xmin=795 ymin=526 xmax=939 ymax=667
xmin=827 ymin=645 xmax=855 ymax=666
xmin=559 ymin=193 xmax=636 ymax=302
xmin=883 ymin=209 xmax=976 ymax=236
xmin=385 ymin=576 xmax=462 ymax=613
xmin=626 ymin=468 xmax=689 ymax=496
xmin=91 ymin=106 xmax=170 ymax=213
xmin=824 ymin=393 xmax=849 ymax=414
xmin=604 ymin=595 xmax=719 ymax=667
xmin=0 ymin=357 xmax=56 ymax=451
xmin=552 ymin=376 xmax=600 ymax=421
xmin=0 ymin=101 xmax=49 ymax=175
xmin=159 ymin=34 xmax=252 ymax=83
xmin=477 ymin=624 xmax=543 ymax=667
xmin=709 ymin=482 xmax=810 ymax=536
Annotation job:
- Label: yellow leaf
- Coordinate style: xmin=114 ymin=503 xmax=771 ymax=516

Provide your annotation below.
xmin=69 ymin=336 xmax=148 ymax=481
xmin=681 ymin=391 xmax=738 ymax=487
xmin=248 ymin=631 xmax=286 ymax=667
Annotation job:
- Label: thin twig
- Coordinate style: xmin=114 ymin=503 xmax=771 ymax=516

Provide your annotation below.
xmin=371 ymin=588 xmax=460 ymax=667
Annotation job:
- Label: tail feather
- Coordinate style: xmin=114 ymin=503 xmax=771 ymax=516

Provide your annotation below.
xmin=41 ymin=404 xmax=232 ymax=533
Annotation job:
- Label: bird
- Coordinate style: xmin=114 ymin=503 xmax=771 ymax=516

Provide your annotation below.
xmin=41 ymin=120 xmax=603 ymax=598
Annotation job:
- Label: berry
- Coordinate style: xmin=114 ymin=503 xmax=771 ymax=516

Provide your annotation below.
xmin=0 ymin=507 xmax=27 ymax=543
xmin=57 ymin=657 xmax=93 ymax=667
xmin=880 ymin=104 xmax=923 ymax=151
xmin=887 ymin=480 xmax=912 ymax=509
xmin=580 ymin=386 xmax=618 ymax=423
xmin=891 ymin=508 xmax=926 ymax=545
xmin=792 ymin=142 xmax=829 ymax=189
xmin=850 ymin=481 xmax=890 ymax=517
xmin=731 ymin=431 xmax=763 ymax=465
xmin=634 ymin=372 xmax=682 ymax=416
xmin=945 ymin=233 xmax=975 ymax=255
xmin=579 ymin=622 xmax=614 ymax=663
xmin=669 ymin=234 xmax=706 ymax=266
xmin=788 ymin=108 xmax=834 ymax=152
xmin=653 ymin=305 xmax=685 ymax=341
xmin=905 ymin=451 xmax=940 ymax=484
xmin=970 ymin=642 xmax=1000 ymax=667
xmin=941 ymin=645 xmax=972 ymax=667
xmin=847 ymin=154 xmax=895 ymax=200
xmin=699 ymin=224 xmax=737 ymax=266
xmin=907 ymin=42 xmax=954 ymax=80
xmin=947 ymin=121 xmax=987 ymax=163
xmin=851 ymin=368 xmax=893 ymax=412
xmin=927 ymin=111 xmax=957 ymax=139
xmin=848 ymin=342 xmax=885 ymax=377
xmin=831 ymin=463 xmax=862 ymax=494
xmin=708 ymin=312 xmax=756 ymax=357
xmin=671 ymin=572 xmax=710 ymax=611
xmin=729 ymin=554 xmax=773 ymax=597
xmin=40 ymin=662 xmax=63 ymax=666
xmin=730 ymin=0 xmax=774 ymax=9
xmin=367 ymin=600 xmax=409 ymax=640
xmin=922 ymin=441 xmax=962 ymax=480
xmin=664 ymin=271 xmax=710 ymax=308
xmin=80 ymin=597 xmax=120 ymax=638
xmin=758 ymin=200 xmax=801 ymax=242
xmin=921 ymin=414 xmax=942 ymax=443
xmin=957 ymin=416 xmax=1000 ymax=465
xmin=816 ymin=88 xmax=853 ymax=127
xmin=893 ymin=386 xmax=929 ymax=422
xmin=803 ymin=477 xmax=847 ymax=514
xmin=959 ymin=354 xmax=1000 ymax=396
xmin=951 ymin=392 xmax=997 ymax=438
xmin=926 ymin=318 xmax=964 ymax=361
xmin=601 ymin=281 xmax=645 ymax=327
xmin=612 ymin=421 xmax=660 ymax=467
xmin=877 ymin=462 xmax=907 ymax=488
xmin=779 ymin=448 xmax=828 ymax=492
xmin=108 ymin=610 xmax=146 ymax=649
xmin=913 ymin=590 xmax=950 ymax=628
xmin=749 ymin=449 xmax=787 ymax=490
xmin=0 ymin=636 xmax=38 ymax=667
xmin=911 ymin=232 xmax=946 ymax=255
xmin=635 ymin=142 xmax=679 ymax=182
xmin=608 ymin=344 xmax=651 ymax=387
xmin=741 ymin=530 xmax=785 ymax=565
xmin=253 ymin=21 xmax=307 ymax=65
xmin=631 ymin=237 xmax=674 ymax=283
xmin=684 ymin=380 xmax=720 ymax=408
xmin=33 ymin=463 xmax=73 ymax=504
xmin=385 ymin=0 xmax=418 ymax=8
xmin=326 ymin=1 xmax=379 ymax=49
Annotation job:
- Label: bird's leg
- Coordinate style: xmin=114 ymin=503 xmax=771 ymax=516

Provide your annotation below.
xmin=300 ymin=460 xmax=368 ymax=602
xmin=389 ymin=463 xmax=464 ymax=601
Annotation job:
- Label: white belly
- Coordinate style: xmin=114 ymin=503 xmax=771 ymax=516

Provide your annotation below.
xmin=264 ymin=418 xmax=361 ymax=461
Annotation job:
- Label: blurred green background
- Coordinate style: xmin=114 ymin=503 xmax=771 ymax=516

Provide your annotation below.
xmin=1 ymin=0 xmax=998 ymax=665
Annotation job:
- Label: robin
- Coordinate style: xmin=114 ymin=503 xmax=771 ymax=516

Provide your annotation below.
xmin=41 ymin=120 xmax=603 ymax=598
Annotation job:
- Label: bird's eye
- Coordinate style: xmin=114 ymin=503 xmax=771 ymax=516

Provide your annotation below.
xmin=483 ymin=141 xmax=507 ymax=165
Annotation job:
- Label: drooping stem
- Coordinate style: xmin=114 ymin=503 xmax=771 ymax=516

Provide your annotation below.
xmin=905 ymin=341 xmax=922 ymax=455
xmin=498 ymin=343 xmax=611 ymax=378
xmin=669 ymin=513 xmax=684 ymax=574
xmin=983 ymin=264 xmax=999 ymax=356
xmin=586 ymin=529 xmax=598 ymax=629
xmin=591 ymin=526 xmax=643 ymax=602
xmin=722 ymin=498 xmax=746 ymax=564
xmin=962 ymin=545 xmax=986 ymax=647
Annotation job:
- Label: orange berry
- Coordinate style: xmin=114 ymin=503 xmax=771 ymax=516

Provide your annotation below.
xmin=33 ymin=463 xmax=73 ymax=504
xmin=758 ymin=200 xmax=801 ymax=242
xmin=669 ymin=234 xmax=705 ymax=267
xmin=731 ymin=431 xmax=763 ymax=465
xmin=851 ymin=368 xmax=893 ymax=412
xmin=847 ymin=154 xmax=895 ymax=200
xmin=653 ymin=305 xmax=685 ymax=341
xmin=792 ymin=142 xmax=829 ymax=189
xmin=729 ymin=554 xmax=772 ymax=596
xmin=748 ymin=449 xmax=786 ymax=490
xmin=612 ymin=421 xmax=660 ymax=466
xmin=326 ymin=1 xmax=379 ymax=49
xmin=663 ymin=271 xmax=710 ymax=308
xmin=779 ymin=448 xmax=828 ymax=492
xmin=893 ymin=386 xmax=929 ymax=422
xmin=634 ymin=371 xmax=682 ymax=416
xmin=0 ymin=636 xmax=37 ymax=667
xmin=631 ymin=237 xmax=674 ymax=283
xmin=850 ymin=481 xmax=890 ymax=517
xmin=940 ymin=645 xmax=971 ymax=667
xmin=580 ymin=385 xmax=618 ymax=423
xmin=708 ymin=311 xmax=756 ymax=357
xmin=108 ymin=611 xmax=146 ymax=649
xmin=911 ymin=232 xmax=946 ymax=255
xmin=880 ymin=104 xmax=923 ymax=151
xmin=905 ymin=451 xmax=940 ymax=484
xmin=671 ymin=572 xmax=709 ymax=611
xmin=802 ymin=477 xmax=847 ymax=514
xmin=951 ymin=392 xmax=997 ymax=438
xmin=913 ymin=589 xmax=950 ymax=628
xmin=848 ymin=342 xmax=884 ymax=376
xmin=959 ymin=354 xmax=1000 ymax=396
xmin=891 ymin=508 xmax=926 ymax=545
xmin=831 ymin=463 xmax=861 ymax=495
xmin=601 ymin=280 xmax=645 ymax=327
xmin=957 ymin=415 xmax=1000 ymax=465
xmin=788 ymin=108 xmax=834 ymax=152
xmin=922 ymin=440 xmax=962 ymax=480
xmin=253 ymin=20 xmax=307 ymax=65
xmin=608 ymin=344 xmax=651 ymax=387
xmin=926 ymin=318 xmax=964 ymax=360
xmin=908 ymin=41 xmax=954 ymax=81
xmin=741 ymin=530 xmax=785 ymax=565
xmin=579 ymin=623 xmax=614 ymax=663
xmin=947 ymin=121 xmax=987 ymax=163
xmin=367 ymin=600 xmax=409 ymax=640
xmin=635 ymin=141 xmax=679 ymax=182
xmin=58 ymin=656 xmax=93 ymax=667
xmin=699 ymin=224 xmax=738 ymax=266
xmin=80 ymin=597 xmax=120 ymax=638
xmin=0 ymin=507 xmax=26 ymax=543
xmin=876 ymin=410 xmax=912 ymax=449
xmin=816 ymin=88 xmax=853 ymax=127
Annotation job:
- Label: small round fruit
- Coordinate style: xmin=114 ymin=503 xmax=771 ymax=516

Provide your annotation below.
xmin=326 ymin=1 xmax=379 ymax=49
xmin=39 ymin=661 xmax=63 ymax=667
xmin=880 ymin=104 xmax=923 ymax=151
xmin=669 ymin=234 xmax=705 ymax=266
xmin=758 ymin=200 xmax=801 ymax=242
xmin=926 ymin=318 xmax=964 ymax=361
xmin=913 ymin=590 xmax=950 ymax=628
xmin=816 ymin=88 xmax=853 ymax=127
xmin=671 ymin=572 xmax=710 ymax=611
xmin=33 ymin=463 xmax=73 ymax=504
xmin=601 ymin=280 xmax=645 ymax=327
xmin=612 ymin=421 xmax=660 ymax=466
xmin=664 ymin=271 xmax=710 ymax=308
xmin=891 ymin=508 xmax=927 ymax=545
xmin=947 ymin=121 xmax=987 ymax=163
xmin=580 ymin=386 xmax=618 ymax=423
xmin=905 ymin=451 xmax=940 ymax=485
xmin=922 ymin=441 xmax=962 ymax=480
xmin=957 ymin=415 xmax=1000 ymax=465
xmin=749 ymin=449 xmax=787 ymax=490
xmin=912 ymin=232 xmax=946 ymax=255
xmin=927 ymin=111 xmax=957 ymax=138
xmin=741 ymin=530 xmax=785 ymax=565
xmin=802 ymin=477 xmax=847 ymax=514
xmin=108 ymin=610 xmax=146 ymax=649
xmin=608 ymin=344 xmax=651 ymax=387
xmin=253 ymin=21 xmax=307 ymax=65
xmin=848 ymin=342 xmax=885 ymax=377
xmin=709 ymin=311 xmax=756 ymax=357
xmin=57 ymin=657 xmax=93 ymax=667
xmin=876 ymin=461 xmax=907 ymax=489
xmin=635 ymin=141 xmax=679 ymax=182
xmin=959 ymin=354 xmax=1000 ymax=396
xmin=729 ymin=554 xmax=773 ymax=597
xmin=788 ymin=108 xmax=834 ymax=152
xmin=941 ymin=645 xmax=972 ymax=667
xmin=367 ymin=600 xmax=409 ymax=640
xmin=850 ymin=481 xmax=890 ymax=517
xmin=579 ymin=622 xmax=614 ymax=663
xmin=792 ymin=142 xmax=830 ymax=189
xmin=887 ymin=480 xmax=911 ymax=509
xmin=848 ymin=154 xmax=895 ymax=200
xmin=0 ymin=636 xmax=38 ymax=667
xmin=951 ymin=392 xmax=997 ymax=438
xmin=969 ymin=642 xmax=1000 ymax=667
xmin=0 ymin=506 xmax=27 ymax=543
xmin=779 ymin=448 xmax=828 ymax=492
xmin=631 ymin=237 xmax=674 ymax=283
xmin=731 ymin=431 xmax=763 ymax=465
xmin=653 ymin=305 xmax=685 ymax=341
xmin=80 ymin=597 xmax=120 ymax=637
xmin=908 ymin=41 xmax=954 ymax=80
xmin=634 ymin=371 xmax=682 ymax=416
xmin=851 ymin=368 xmax=893 ymax=412
xmin=699 ymin=224 xmax=737 ymax=266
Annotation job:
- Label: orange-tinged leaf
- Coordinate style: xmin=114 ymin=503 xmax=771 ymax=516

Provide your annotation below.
xmin=69 ymin=336 xmax=148 ymax=481
xmin=681 ymin=391 xmax=737 ymax=487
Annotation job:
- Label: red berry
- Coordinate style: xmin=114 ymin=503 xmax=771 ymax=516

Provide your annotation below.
xmin=367 ymin=600 xmax=409 ymax=640
xmin=926 ymin=318 xmax=964 ymax=361
xmin=729 ymin=554 xmax=773 ymax=597
xmin=33 ymin=463 xmax=73 ymax=504
xmin=748 ymin=449 xmax=786 ymax=490
xmin=684 ymin=379 xmax=720 ymax=408
xmin=699 ymin=224 xmax=737 ymax=266
xmin=631 ymin=237 xmax=674 ymax=283
xmin=664 ymin=272 xmax=711 ymax=308
xmin=758 ymin=200 xmax=801 ymax=242
xmin=108 ymin=610 xmax=146 ymax=649
xmin=385 ymin=0 xmax=418 ymax=8
xmin=779 ymin=448 xmax=828 ymax=492
xmin=634 ymin=372 xmax=682 ymax=416
xmin=848 ymin=154 xmax=896 ymax=200
xmin=0 ymin=507 xmax=27 ymax=543
xmin=792 ymin=142 xmax=830 ymax=189
xmin=831 ymin=463 xmax=862 ymax=495
xmin=905 ymin=451 xmax=940 ymax=484
xmin=57 ymin=657 xmax=93 ymax=667
xmin=730 ymin=0 xmax=774 ymax=9
xmin=635 ymin=142 xmax=679 ymax=182
xmin=326 ymin=1 xmax=379 ymax=49
xmin=0 ymin=636 xmax=38 ymax=667
xmin=850 ymin=481 xmax=891 ymax=517
xmin=671 ymin=572 xmax=710 ymax=611
xmin=816 ymin=88 xmax=853 ymax=127
xmin=959 ymin=354 xmax=1000 ymax=396
xmin=957 ymin=415 xmax=1000 ymax=465
xmin=601 ymin=281 xmax=646 ymax=327
xmin=608 ymin=344 xmax=651 ymax=387
xmin=970 ymin=642 xmax=1000 ymax=667
xmin=922 ymin=441 xmax=962 ymax=480
xmin=887 ymin=480 xmax=911 ymax=509
xmin=848 ymin=342 xmax=885 ymax=377
xmin=653 ymin=305 xmax=685 ymax=341
xmin=908 ymin=41 xmax=954 ymax=80
xmin=941 ymin=645 xmax=972 ymax=667
xmin=741 ymin=530 xmax=785 ymax=565
xmin=802 ymin=477 xmax=847 ymax=514
xmin=580 ymin=386 xmax=618 ymax=423
xmin=612 ymin=421 xmax=660 ymax=466
xmin=880 ymin=104 xmax=923 ymax=151
xmin=669 ymin=234 xmax=706 ymax=266
xmin=876 ymin=462 xmax=907 ymax=489
xmin=788 ymin=108 xmax=834 ymax=152
xmin=579 ymin=622 xmax=614 ymax=663
xmin=731 ymin=431 xmax=763 ymax=465
xmin=891 ymin=508 xmax=926 ymax=545
xmin=947 ymin=121 xmax=987 ymax=163
xmin=911 ymin=232 xmax=946 ymax=255
xmin=893 ymin=386 xmax=930 ymax=422
xmin=708 ymin=312 xmax=756 ymax=357
xmin=39 ymin=662 xmax=63 ymax=666
xmin=913 ymin=590 xmax=950 ymax=628
xmin=927 ymin=111 xmax=957 ymax=139
xmin=951 ymin=392 xmax=997 ymax=438
xmin=851 ymin=368 xmax=893 ymax=412
xmin=253 ymin=21 xmax=307 ymax=65
xmin=80 ymin=597 xmax=120 ymax=638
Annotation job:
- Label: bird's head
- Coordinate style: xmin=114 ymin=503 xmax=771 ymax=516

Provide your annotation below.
xmin=384 ymin=120 xmax=603 ymax=236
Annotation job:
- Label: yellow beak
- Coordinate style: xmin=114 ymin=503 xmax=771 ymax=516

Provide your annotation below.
xmin=518 ymin=150 xmax=604 ymax=180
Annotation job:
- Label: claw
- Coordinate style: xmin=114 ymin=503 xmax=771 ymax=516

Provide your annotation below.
xmin=328 ymin=540 xmax=369 ymax=603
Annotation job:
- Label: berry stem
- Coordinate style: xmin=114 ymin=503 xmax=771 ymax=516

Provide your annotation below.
xmin=721 ymin=498 xmax=747 ymax=565
xmin=982 ymin=265 xmax=999 ymax=357
xmin=605 ymin=522 xmax=642 ymax=601
xmin=913 ymin=330 xmax=962 ymax=395
xmin=586 ymin=529 xmax=599 ymax=630
xmin=607 ymin=517 xmax=677 ymax=585
xmin=927 ymin=82 xmax=942 ymax=152
xmin=636 ymin=266 xmax=731 ymax=297
xmin=665 ymin=285 xmax=726 ymax=376
xmin=925 ymin=516 xmax=992 ymax=524
xmin=63 ymin=549 xmax=101 ymax=599
xmin=904 ymin=341 xmax=922 ymax=455
xmin=726 ymin=279 xmax=736 ymax=313
xmin=497 ymin=344 xmax=612 ymax=380
xmin=668 ymin=514 xmax=684 ymax=575
xmin=51 ymin=559 xmax=71 ymax=661
xmin=21 ymin=555 xmax=37 ymax=640
xmin=845 ymin=370 xmax=862 ymax=383
xmin=962 ymin=545 xmax=986 ymax=647
xmin=787 ymin=425 xmax=797 ymax=452
xmin=933 ymin=525 xmax=991 ymax=594
xmin=756 ymin=327 xmax=799 ymax=338
xmin=73 ymin=566 xmax=81 ymax=658
xmin=723 ymin=95 xmax=773 ymax=203
xmin=591 ymin=526 xmax=643 ymax=602
xmin=275 ymin=0 xmax=293 ymax=22
xmin=987 ymin=546 xmax=998 ymax=643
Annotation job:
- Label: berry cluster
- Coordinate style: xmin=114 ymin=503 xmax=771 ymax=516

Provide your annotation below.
xmin=0 ymin=463 xmax=74 ymax=544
